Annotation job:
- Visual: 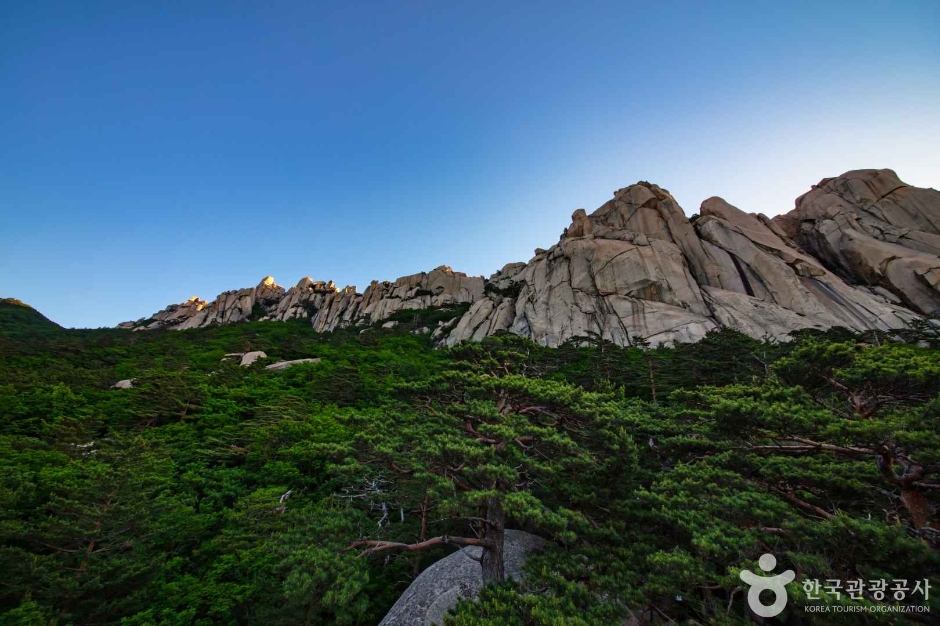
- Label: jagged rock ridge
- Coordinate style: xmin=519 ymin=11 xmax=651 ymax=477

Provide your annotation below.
xmin=123 ymin=266 xmax=484 ymax=333
xmin=122 ymin=169 xmax=939 ymax=346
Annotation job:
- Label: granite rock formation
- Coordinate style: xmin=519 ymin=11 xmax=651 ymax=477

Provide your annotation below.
xmin=773 ymin=169 xmax=940 ymax=316
xmin=444 ymin=178 xmax=922 ymax=346
xmin=122 ymin=170 xmax=938 ymax=347
xmin=378 ymin=530 xmax=544 ymax=626
xmin=264 ymin=358 xmax=322 ymax=371
xmin=124 ymin=266 xmax=484 ymax=333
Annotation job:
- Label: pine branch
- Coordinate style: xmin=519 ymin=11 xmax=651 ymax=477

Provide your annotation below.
xmin=772 ymin=488 xmax=835 ymax=520
xmin=347 ymin=535 xmax=492 ymax=558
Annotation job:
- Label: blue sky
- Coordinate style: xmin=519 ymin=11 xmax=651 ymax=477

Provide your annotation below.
xmin=2 ymin=1 xmax=938 ymax=328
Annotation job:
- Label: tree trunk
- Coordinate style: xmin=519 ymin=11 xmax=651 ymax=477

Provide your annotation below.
xmin=901 ymin=487 xmax=934 ymax=529
xmin=648 ymin=356 xmax=657 ymax=403
xmin=879 ymin=454 xmax=934 ymax=529
xmin=480 ymin=497 xmax=506 ymax=584
xmin=413 ymin=488 xmax=430 ymax=577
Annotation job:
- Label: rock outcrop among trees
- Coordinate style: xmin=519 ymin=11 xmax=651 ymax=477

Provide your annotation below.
xmin=378 ymin=530 xmax=544 ymax=626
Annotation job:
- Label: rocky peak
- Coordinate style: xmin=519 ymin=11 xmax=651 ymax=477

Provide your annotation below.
xmin=565 ymin=182 xmax=677 ymax=240
xmin=124 ymin=266 xmax=485 ymax=333
xmin=773 ymin=169 xmax=940 ymax=315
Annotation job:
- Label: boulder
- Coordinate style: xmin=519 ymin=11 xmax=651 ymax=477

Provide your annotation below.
xmin=264 ymin=358 xmax=321 ymax=371
xmin=239 ymin=351 xmax=267 ymax=367
xmin=379 ymin=530 xmax=544 ymax=626
xmin=431 ymin=317 xmax=460 ymax=342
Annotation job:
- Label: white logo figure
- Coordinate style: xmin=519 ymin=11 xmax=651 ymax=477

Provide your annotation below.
xmin=739 ymin=553 xmax=795 ymax=618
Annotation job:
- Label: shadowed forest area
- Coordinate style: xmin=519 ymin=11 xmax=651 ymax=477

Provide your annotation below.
xmin=2 ymin=298 xmax=940 ymax=624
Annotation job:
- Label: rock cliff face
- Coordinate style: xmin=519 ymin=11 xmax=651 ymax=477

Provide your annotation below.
xmin=773 ymin=169 xmax=940 ymax=316
xmin=123 ymin=169 xmax=939 ymax=346
xmin=444 ymin=176 xmax=924 ymax=346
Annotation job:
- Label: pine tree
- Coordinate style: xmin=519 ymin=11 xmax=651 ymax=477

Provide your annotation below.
xmin=332 ymin=337 xmax=638 ymax=584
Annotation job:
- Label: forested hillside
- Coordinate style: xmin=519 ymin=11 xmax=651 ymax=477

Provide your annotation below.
xmin=2 ymin=299 xmax=940 ymax=624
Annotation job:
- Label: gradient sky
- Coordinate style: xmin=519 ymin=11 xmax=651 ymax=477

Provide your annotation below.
xmin=2 ymin=1 xmax=938 ymax=328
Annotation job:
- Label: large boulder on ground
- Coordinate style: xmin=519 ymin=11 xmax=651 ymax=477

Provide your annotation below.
xmin=379 ymin=530 xmax=544 ymax=626
xmin=239 ymin=351 xmax=267 ymax=366
xmin=264 ymin=358 xmax=321 ymax=371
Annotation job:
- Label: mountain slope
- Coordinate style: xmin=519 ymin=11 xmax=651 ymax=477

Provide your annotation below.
xmin=0 ymin=298 xmax=62 ymax=337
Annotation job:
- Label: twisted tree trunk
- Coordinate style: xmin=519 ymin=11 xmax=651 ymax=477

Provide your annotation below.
xmin=480 ymin=496 xmax=506 ymax=584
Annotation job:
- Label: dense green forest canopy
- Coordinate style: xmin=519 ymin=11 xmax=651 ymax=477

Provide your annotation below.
xmin=2 ymin=299 xmax=940 ymax=624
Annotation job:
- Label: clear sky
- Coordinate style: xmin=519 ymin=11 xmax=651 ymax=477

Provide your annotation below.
xmin=2 ymin=1 xmax=938 ymax=328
